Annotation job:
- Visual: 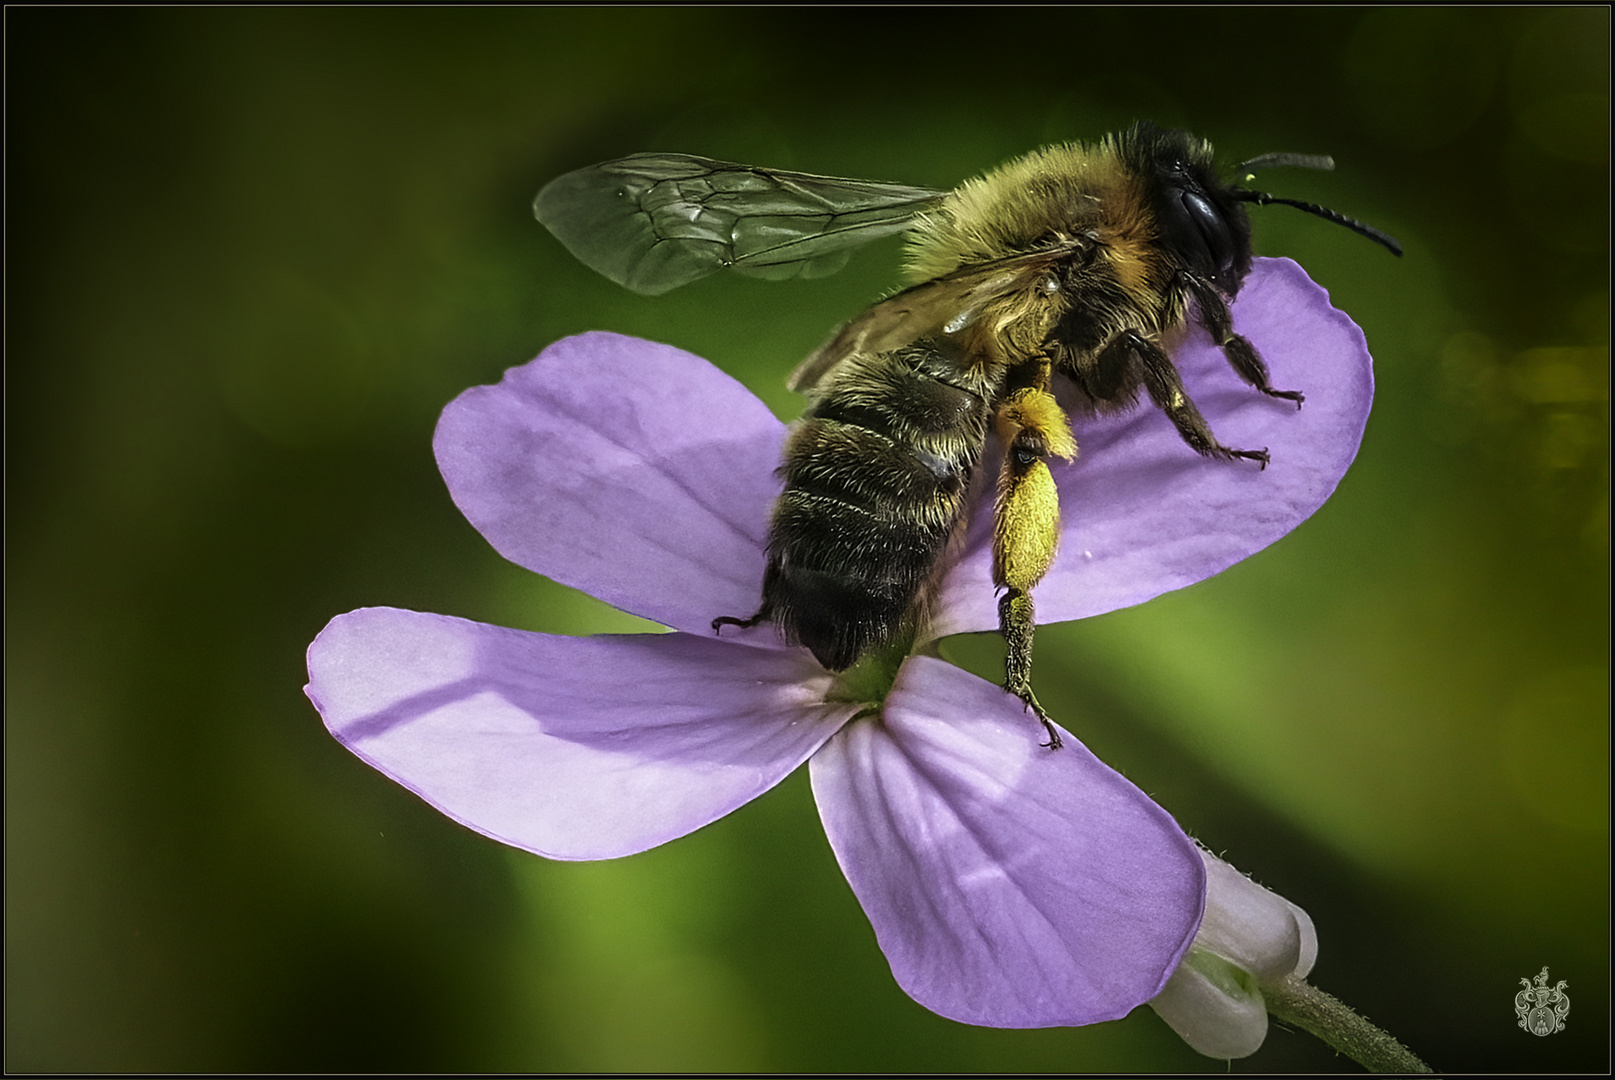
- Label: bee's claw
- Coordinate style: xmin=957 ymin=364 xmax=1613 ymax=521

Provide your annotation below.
xmin=1009 ymin=684 xmax=1062 ymax=750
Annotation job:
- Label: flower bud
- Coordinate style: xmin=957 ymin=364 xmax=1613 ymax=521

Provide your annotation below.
xmin=1150 ymin=847 xmax=1315 ymax=1058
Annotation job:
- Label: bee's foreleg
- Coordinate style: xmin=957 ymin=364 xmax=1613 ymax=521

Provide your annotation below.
xmin=1108 ymin=329 xmax=1271 ymax=468
xmin=992 ymin=383 xmax=1077 ymax=750
xmin=1184 ymin=274 xmax=1304 ymax=406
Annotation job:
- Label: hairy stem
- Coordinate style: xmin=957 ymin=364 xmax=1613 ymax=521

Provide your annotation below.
xmin=1265 ymin=975 xmax=1432 ymax=1073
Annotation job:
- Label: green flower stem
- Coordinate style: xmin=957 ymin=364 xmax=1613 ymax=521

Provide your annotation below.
xmin=1265 ymin=975 xmax=1432 ymax=1073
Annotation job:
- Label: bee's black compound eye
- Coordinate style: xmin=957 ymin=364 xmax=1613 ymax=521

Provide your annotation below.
xmin=1159 ymin=182 xmax=1237 ymax=287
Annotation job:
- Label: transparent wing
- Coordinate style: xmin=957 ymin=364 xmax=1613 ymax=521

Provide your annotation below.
xmin=534 ymin=153 xmax=945 ymax=296
xmin=788 ymin=245 xmax=1079 ymax=392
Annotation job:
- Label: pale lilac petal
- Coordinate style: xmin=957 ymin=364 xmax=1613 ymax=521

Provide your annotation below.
xmin=809 ymin=656 xmax=1205 ymax=1027
xmin=1292 ymin=901 xmax=1318 ymax=979
xmin=1149 ymin=949 xmax=1269 ymax=1059
xmin=1148 ymin=851 xmax=1318 ymax=1059
xmin=306 ymin=607 xmax=854 ymax=859
xmin=932 ymin=258 xmax=1374 ymax=637
xmin=434 ymin=332 xmax=784 ymax=636
xmin=1197 ymin=846 xmax=1319 ymax=978
xmin=1195 ymin=850 xmax=1305 ymax=981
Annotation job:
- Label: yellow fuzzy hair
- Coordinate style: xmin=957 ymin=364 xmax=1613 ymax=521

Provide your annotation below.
xmin=902 ymin=136 xmax=1157 ymax=287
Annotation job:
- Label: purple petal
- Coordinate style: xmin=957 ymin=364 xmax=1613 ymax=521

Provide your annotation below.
xmin=810 ymin=656 xmax=1205 ymax=1027
xmin=932 ymin=258 xmax=1374 ymax=637
xmin=434 ymin=332 xmax=784 ymax=636
xmin=306 ymin=607 xmax=854 ymax=859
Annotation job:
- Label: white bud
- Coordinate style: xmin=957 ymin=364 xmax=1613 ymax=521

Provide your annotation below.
xmin=1150 ymin=847 xmax=1314 ymax=1059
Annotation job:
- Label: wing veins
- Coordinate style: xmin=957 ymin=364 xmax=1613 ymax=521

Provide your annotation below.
xmin=788 ymin=242 xmax=1081 ymax=391
xmin=537 ymin=153 xmax=944 ymax=294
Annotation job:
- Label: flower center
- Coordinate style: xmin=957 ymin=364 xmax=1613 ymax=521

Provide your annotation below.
xmin=823 ymin=626 xmax=919 ymax=714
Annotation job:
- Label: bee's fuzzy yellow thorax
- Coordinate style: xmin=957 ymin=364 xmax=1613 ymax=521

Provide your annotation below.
xmin=903 ymin=139 xmax=1154 ymax=285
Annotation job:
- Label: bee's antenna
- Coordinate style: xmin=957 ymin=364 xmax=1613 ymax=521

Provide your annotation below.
xmin=1238 ymin=151 xmax=1335 ymax=174
xmin=1234 ymin=189 xmax=1403 ymax=257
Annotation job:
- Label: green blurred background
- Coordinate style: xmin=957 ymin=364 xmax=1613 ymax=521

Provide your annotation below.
xmin=7 ymin=7 xmax=1607 ymax=1073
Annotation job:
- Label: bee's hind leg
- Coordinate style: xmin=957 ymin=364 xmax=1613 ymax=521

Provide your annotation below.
xmin=713 ymin=588 xmax=772 ymax=636
xmin=991 ymin=374 xmax=1077 ymax=750
xmin=713 ymin=565 xmax=780 ymax=636
xmin=999 ymin=589 xmax=1061 ymax=749
xmin=711 ymin=611 xmax=765 ymax=634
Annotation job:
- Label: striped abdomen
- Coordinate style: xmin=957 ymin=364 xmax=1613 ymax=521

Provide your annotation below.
xmin=761 ymin=341 xmax=998 ymax=671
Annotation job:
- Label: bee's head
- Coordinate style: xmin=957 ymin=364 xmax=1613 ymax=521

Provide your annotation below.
xmin=1117 ymin=122 xmax=1255 ymax=295
xmin=1117 ymin=122 xmax=1402 ymax=294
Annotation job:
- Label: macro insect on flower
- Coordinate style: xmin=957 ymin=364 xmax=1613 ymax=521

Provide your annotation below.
xmin=305 ymin=256 xmax=1374 ymax=1028
xmin=535 ymin=123 xmax=1399 ymax=745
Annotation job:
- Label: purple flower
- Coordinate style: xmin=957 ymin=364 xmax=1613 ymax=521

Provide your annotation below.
xmin=305 ymin=257 xmax=1372 ymax=1029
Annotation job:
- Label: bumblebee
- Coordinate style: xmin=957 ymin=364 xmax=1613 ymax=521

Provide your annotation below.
xmin=536 ymin=122 xmax=1400 ymax=747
